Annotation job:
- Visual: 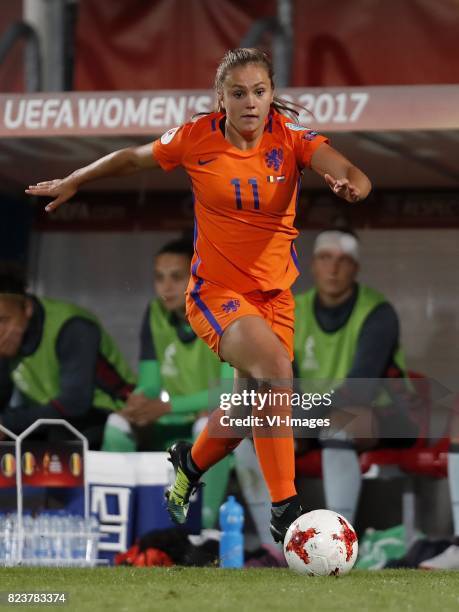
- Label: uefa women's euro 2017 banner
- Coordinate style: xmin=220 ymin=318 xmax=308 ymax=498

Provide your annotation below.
xmin=1 ymin=86 xmax=458 ymax=137
xmin=2 ymin=89 xmax=370 ymax=135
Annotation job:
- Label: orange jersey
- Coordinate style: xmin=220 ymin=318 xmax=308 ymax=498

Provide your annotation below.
xmin=153 ymin=111 xmax=327 ymax=293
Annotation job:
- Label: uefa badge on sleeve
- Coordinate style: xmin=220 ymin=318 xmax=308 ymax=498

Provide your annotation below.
xmin=160 ymin=126 xmax=180 ymax=145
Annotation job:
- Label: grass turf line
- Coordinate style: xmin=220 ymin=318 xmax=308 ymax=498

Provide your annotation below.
xmin=0 ymin=568 xmax=458 ymax=612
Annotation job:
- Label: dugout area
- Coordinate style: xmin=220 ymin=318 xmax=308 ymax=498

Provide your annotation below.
xmin=0 ymin=85 xmax=459 ymax=580
xmin=0 ymin=83 xmax=458 ymax=541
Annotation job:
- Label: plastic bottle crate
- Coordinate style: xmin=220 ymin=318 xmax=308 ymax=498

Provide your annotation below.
xmin=0 ymin=513 xmax=100 ymax=567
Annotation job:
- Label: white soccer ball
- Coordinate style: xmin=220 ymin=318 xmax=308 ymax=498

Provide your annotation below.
xmin=283 ymin=509 xmax=358 ymax=576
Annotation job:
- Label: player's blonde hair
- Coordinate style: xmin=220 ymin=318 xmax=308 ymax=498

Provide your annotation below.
xmin=214 ymin=48 xmax=308 ymax=121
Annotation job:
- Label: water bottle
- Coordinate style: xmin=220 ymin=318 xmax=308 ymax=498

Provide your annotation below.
xmin=22 ymin=515 xmax=34 ymax=564
xmin=86 ymin=516 xmax=99 ymax=567
xmin=219 ymin=496 xmax=244 ymax=568
xmin=50 ymin=515 xmax=62 ymax=563
xmin=3 ymin=515 xmax=13 ymax=565
xmin=35 ymin=515 xmax=51 ymax=565
xmin=75 ymin=517 xmax=87 ymax=565
xmin=5 ymin=514 xmax=18 ymax=566
xmin=58 ymin=515 xmax=69 ymax=565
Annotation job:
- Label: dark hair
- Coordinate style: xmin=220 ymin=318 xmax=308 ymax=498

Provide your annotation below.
xmin=156 ymin=238 xmax=194 ymax=260
xmin=199 ymin=48 xmax=310 ymax=122
xmin=0 ymin=263 xmax=26 ymax=296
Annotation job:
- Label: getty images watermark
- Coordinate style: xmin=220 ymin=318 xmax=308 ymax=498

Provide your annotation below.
xmin=218 ymin=389 xmax=333 ymax=430
xmin=206 ymin=375 xmax=455 ymax=439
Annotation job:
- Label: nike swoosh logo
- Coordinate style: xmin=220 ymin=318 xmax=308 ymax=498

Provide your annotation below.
xmin=198 ymin=158 xmax=217 ymax=165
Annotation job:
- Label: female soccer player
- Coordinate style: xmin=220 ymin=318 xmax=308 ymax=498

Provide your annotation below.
xmin=26 ymin=48 xmax=371 ymax=542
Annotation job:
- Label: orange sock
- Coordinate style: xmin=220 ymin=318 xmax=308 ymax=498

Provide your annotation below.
xmin=252 ymin=386 xmax=296 ymax=503
xmin=191 ymin=410 xmax=242 ymax=472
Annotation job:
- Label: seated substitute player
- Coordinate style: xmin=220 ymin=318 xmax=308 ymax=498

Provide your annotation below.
xmin=0 ymin=271 xmax=136 ymax=448
xmin=294 ymin=229 xmax=419 ymax=525
xmin=26 ymin=48 xmax=371 ymax=542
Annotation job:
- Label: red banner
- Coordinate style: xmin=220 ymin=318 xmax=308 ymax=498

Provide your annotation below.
xmin=75 ymin=0 xmax=459 ymax=91
xmin=1 ymin=1 xmax=458 ymax=94
xmin=0 ymin=0 xmax=24 ymax=93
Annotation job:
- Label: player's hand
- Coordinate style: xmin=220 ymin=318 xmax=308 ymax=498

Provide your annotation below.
xmin=121 ymin=392 xmax=171 ymax=427
xmin=324 ymin=174 xmax=361 ymax=203
xmin=25 ymin=177 xmax=78 ymax=212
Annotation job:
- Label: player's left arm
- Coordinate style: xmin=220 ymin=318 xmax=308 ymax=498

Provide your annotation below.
xmin=310 ymin=143 xmax=372 ymax=203
xmin=26 ymin=143 xmax=160 ymax=212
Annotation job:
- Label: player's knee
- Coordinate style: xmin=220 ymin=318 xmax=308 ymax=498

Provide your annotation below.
xmin=251 ymin=349 xmax=292 ymax=382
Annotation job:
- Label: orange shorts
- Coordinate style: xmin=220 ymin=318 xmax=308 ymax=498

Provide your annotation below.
xmin=185 ymin=276 xmax=294 ymax=360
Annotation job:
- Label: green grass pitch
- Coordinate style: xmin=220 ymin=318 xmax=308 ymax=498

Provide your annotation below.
xmin=0 ymin=567 xmax=458 ymax=612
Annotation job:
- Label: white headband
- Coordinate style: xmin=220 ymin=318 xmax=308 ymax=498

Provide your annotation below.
xmin=313 ymin=231 xmax=359 ymax=262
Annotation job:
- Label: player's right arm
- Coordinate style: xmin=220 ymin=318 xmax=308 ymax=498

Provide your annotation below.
xmin=25 ymin=142 xmax=160 ymax=212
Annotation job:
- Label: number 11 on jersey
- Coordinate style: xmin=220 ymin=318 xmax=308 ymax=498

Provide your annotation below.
xmin=230 ymin=178 xmax=260 ymax=210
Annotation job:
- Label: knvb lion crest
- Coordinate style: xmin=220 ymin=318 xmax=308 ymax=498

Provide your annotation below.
xmin=221 ymin=299 xmax=241 ymax=313
xmin=265 ymin=147 xmax=284 ymax=172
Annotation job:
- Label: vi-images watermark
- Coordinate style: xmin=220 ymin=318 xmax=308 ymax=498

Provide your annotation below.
xmin=218 ymin=389 xmax=333 ymax=429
